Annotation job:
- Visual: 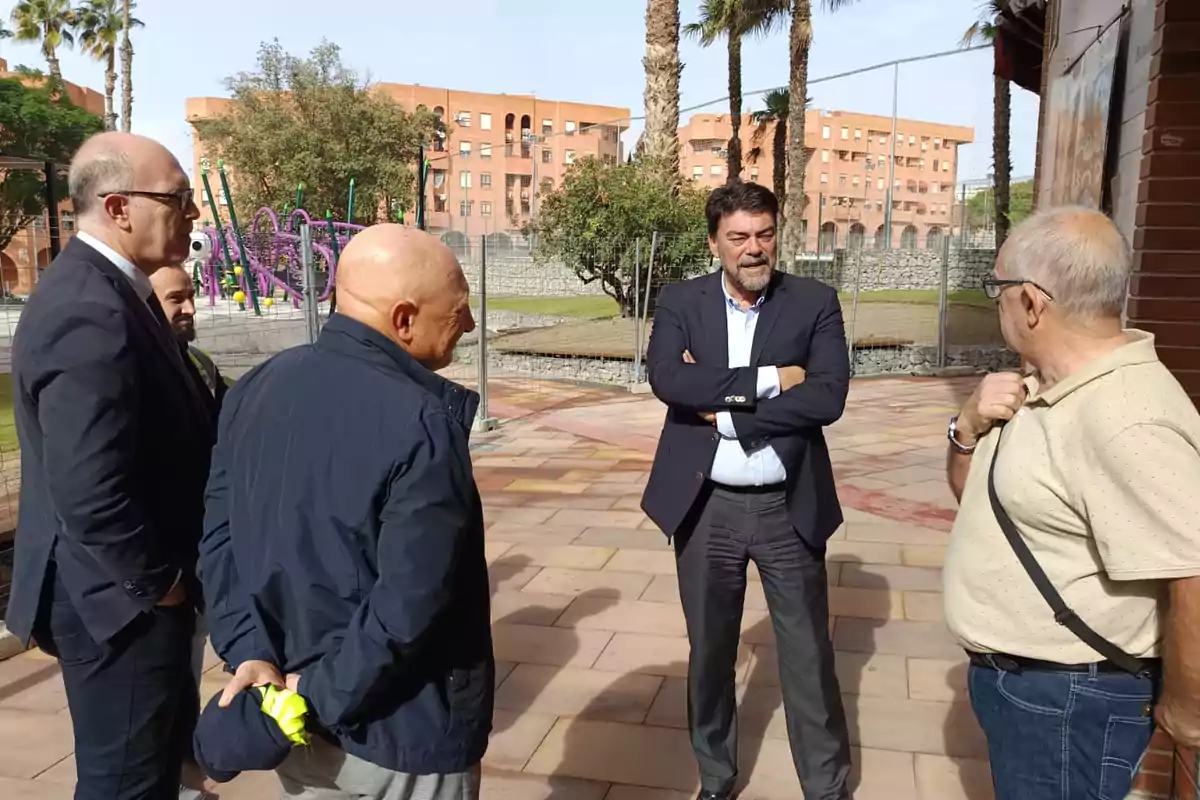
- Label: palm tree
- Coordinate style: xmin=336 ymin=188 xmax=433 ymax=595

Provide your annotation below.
xmin=119 ymin=0 xmax=132 ymax=131
xmin=9 ymin=0 xmax=76 ymax=82
xmin=777 ymin=0 xmax=858 ymax=265
xmin=683 ymin=0 xmax=784 ymax=181
xmin=748 ymin=88 xmax=796 ymax=211
xmin=1 ymin=20 xmax=13 ymax=51
xmin=643 ymin=0 xmax=682 ymax=181
xmin=961 ymin=1 xmax=1010 ymax=248
xmin=76 ymin=0 xmax=141 ymax=131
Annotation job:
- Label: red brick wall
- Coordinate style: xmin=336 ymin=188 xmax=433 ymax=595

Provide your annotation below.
xmin=1126 ymin=0 xmax=1200 ymax=408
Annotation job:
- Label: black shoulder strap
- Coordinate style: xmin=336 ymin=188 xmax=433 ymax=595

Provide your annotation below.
xmin=986 ymin=424 xmax=1150 ymax=677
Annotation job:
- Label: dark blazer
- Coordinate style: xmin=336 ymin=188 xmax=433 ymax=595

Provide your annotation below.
xmin=6 ymin=237 xmax=216 ymax=645
xmin=199 ymin=314 xmax=493 ymax=776
xmin=640 ymin=270 xmax=850 ymax=548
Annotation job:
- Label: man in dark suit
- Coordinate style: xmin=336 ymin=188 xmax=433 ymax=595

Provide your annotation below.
xmin=641 ymin=181 xmax=852 ymax=800
xmin=7 ymin=131 xmax=213 ymax=799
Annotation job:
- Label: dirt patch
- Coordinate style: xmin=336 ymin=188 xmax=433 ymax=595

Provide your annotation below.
xmin=487 ymin=303 xmax=1004 ymax=360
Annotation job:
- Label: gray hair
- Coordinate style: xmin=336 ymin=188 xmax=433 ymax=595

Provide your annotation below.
xmin=1000 ymin=205 xmax=1132 ymax=319
xmin=68 ymin=147 xmax=133 ymax=218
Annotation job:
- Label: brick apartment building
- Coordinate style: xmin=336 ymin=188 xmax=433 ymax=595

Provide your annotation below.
xmin=0 ymin=58 xmax=105 ymax=296
xmin=186 ymin=88 xmax=630 ymax=246
xmin=679 ymin=110 xmax=975 ymax=253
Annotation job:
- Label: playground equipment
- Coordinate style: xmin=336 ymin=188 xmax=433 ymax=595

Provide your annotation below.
xmin=191 ymin=161 xmax=365 ymax=312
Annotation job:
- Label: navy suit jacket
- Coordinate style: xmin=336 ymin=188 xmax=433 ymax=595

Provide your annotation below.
xmin=640 ymin=270 xmax=849 ymax=547
xmin=6 ymin=237 xmax=216 ymax=644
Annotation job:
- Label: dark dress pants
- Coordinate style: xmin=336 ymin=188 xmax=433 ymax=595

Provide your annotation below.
xmin=35 ymin=569 xmax=199 ymax=800
xmin=674 ymin=485 xmax=851 ymax=799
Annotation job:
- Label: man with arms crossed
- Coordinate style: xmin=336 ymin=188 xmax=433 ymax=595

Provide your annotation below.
xmin=944 ymin=207 xmax=1200 ymax=799
xmin=6 ymin=132 xmax=213 ymax=799
xmin=642 ymin=181 xmax=852 ymax=800
xmin=200 ymin=225 xmax=491 ymax=799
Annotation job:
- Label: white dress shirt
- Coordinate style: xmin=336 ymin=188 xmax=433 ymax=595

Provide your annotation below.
xmin=75 ymin=231 xmax=154 ymax=304
xmin=709 ymin=278 xmax=788 ymax=487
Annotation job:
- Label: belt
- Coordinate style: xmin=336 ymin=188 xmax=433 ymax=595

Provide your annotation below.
xmin=711 ymin=482 xmax=786 ymax=495
xmin=966 ymin=650 xmax=1161 ymax=675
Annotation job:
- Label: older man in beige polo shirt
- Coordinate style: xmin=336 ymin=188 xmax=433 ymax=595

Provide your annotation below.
xmin=942 ymin=206 xmax=1200 ymax=800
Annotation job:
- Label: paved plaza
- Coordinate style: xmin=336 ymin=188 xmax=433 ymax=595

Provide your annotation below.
xmin=0 ymin=375 xmax=1174 ymax=798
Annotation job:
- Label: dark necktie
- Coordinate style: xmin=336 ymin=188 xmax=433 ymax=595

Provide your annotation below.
xmin=145 ymin=292 xmax=171 ymax=330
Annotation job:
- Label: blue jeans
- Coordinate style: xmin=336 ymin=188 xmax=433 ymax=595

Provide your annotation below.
xmin=968 ymin=661 xmax=1157 ymax=800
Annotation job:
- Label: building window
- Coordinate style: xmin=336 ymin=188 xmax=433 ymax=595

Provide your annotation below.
xmin=821 ymin=150 xmax=830 ymax=163
xmin=878 ymin=135 xmax=887 ymax=145
xmin=852 ymin=175 xmax=860 ymax=187
xmin=460 ymin=171 xmax=471 ymax=188
xmin=480 ymin=113 xmax=492 ymax=131
xmin=565 ymin=120 xmax=577 ymax=135
xmin=693 ymin=166 xmax=703 ymax=179
xmin=942 ymin=161 xmax=950 ymax=172
xmin=921 ymin=137 xmax=929 ymax=151
xmin=840 ymin=126 xmax=848 ymax=140
xmin=481 ymin=202 xmax=492 ymax=216
xmin=711 ymin=164 xmax=723 ymax=176
xmin=822 ymin=125 xmax=831 ymax=139
xmin=480 ymin=143 xmax=492 ymax=159
xmin=934 ymin=137 xmax=942 ymax=150
xmin=854 ymin=128 xmax=862 ymax=140
xmin=877 ymin=177 xmax=884 ymax=190
xmin=541 ymin=178 xmax=554 ymax=193
xmin=459 ymin=200 xmax=471 ymax=216
xmin=481 ymin=173 xmax=492 ymax=188
xmin=564 ymin=149 xmax=576 ymax=164
xmin=542 ymin=119 xmax=553 ymax=134
xmin=909 ymin=135 xmax=916 ymax=145
xmin=749 ymin=167 xmax=759 ymax=180
xmin=838 ymin=174 xmax=846 ymax=187
xmin=542 ymin=149 xmax=553 ymax=164
xmin=455 ymin=111 xmax=471 ymax=127
xmin=459 ymin=141 xmax=471 ymax=157
xmin=820 ymin=173 xmax=829 ymax=184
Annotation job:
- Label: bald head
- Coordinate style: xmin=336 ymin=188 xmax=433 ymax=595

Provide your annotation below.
xmin=999 ymin=205 xmax=1131 ymax=320
xmin=335 ymin=224 xmax=475 ymax=371
xmin=70 ymin=132 xmax=181 ymax=219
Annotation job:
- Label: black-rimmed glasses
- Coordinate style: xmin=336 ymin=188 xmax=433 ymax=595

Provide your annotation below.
xmin=98 ymin=188 xmax=195 ymax=212
xmin=981 ymin=277 xmax=1055 ymax=301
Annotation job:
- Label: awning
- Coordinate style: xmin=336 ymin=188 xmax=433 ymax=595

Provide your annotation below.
xmin=995 ymin=0 xmax=1047 ymax=94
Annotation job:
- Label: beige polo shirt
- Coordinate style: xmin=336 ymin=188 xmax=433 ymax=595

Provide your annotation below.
xmin=944 ymin=330 xmax=1200 ymax=663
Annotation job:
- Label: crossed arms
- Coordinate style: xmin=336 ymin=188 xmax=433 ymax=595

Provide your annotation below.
xmin=646 ymin=283 xmax=851 ymax=448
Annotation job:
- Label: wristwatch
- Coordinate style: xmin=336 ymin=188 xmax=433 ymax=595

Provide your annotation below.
xmin=947 ymin=416 xmax=977 ymax=454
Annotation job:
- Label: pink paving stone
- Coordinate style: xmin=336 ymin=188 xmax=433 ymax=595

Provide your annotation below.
xmin=0 ymin=708 xmax=75 ymax=779
xmin=480 ymin=770 xmax=610 ymax=800
xmin=0 ymin=776 xmax=72 ymax=799
xmin=486 ymin=709 xmax=560 ymax=771
xmin=521 ymin=567 xmax=654 ymax=599
xmin=551 ymin=509 xmax=649 ymax=529
xmin=556 ymin=597 xmax=688 ymax=638
xmin=914 ymin=754 xmax=995 ymax=800
xmin=839 ymin=563 xmax=944 ymax=593
xmin=492 ymin=623 xmax=613 ymax=669
xmin=491 ymin=590 xmax=574 ymax=626
xmin=494 ymin=664 xmax=663 ymax=723
xmin=528 ymin=496 xmax=621 ymax=511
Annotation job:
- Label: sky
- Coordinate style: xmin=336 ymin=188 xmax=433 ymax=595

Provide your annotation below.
xmin=1 ymin=0 xmax=1040 ymax=186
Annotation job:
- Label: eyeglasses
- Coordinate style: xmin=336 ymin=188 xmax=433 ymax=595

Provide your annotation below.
xmin=981 ymin=277 xmax=1055 ymax=301
xmin=98 ymin=188 xmax=195 ymax=212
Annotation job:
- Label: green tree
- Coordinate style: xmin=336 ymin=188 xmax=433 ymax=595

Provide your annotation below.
xmin=527 ymin=157 xmax=709 ymax=317
xmin=0 ymin=76 xmax=104 ymax=251
xmin=76 ymin=0 xmax=141 ymax=131
xmin=961 ymin=1 xmax=1011 ymax=248
xmin=775 ymin=0 xmax=859 ymax=265
xmin=684 ymin=0 xmax=785 ymax=181
xmin=748 ymin=89 xmax=811 ymax=215
xmin=9 ymin=0 xmax=76 ymax=82
xmin=966 ymin=178 xmax=1032 ymax=237
xmin=643 ymin=0 xmax=683 ymax=183
xmin=192 ymin=40 xmax=439 ymax=225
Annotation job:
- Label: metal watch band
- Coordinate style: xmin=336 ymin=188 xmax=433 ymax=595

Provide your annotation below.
xmin=947 ymin=415 xmax=977 ymax=454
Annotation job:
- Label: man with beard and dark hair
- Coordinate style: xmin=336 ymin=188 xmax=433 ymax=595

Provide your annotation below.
xmin=642 ymin=181 xmax=852 ymax=800
xmin=150 ymin=264 xmax=227 ymax=412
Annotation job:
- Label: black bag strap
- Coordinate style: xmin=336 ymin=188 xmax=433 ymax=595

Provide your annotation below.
xmin=986 ymin=424 xmax=1150 ymax=677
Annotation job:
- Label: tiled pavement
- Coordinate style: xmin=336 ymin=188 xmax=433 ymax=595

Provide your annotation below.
xmin=0 ymin=376 xmax=1046 ymax=798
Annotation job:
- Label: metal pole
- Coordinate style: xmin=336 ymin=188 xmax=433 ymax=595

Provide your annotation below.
xmin=217 ymin=161 xmax=262 ymax=315
xmin=474 ymin=234 xmax=497 ymax=431
xmin=643 ymin=231 xmax=659 ymax=327
xmin=633 ymin=238 xmax=642 ymax=384
xmin=937 ymin=232 xmax=950 ymax=369
xmin=44 ymin=162 xmax=62 ymax=260
xmin=958 ymin=182 xmax=969 ymax=251
xmin=200 ymin=168 xmax=236 ymax=295
xmin=883 ymin=62 xmax=898 ymax=249
xmin=299 ymin=224 xmax=318 ymax=344
xmin=847 ymin=253 xmax=863 ymax=373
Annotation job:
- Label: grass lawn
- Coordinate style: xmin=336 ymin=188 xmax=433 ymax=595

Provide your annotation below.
xmin=472 ymin=289 xmax=992 ymax=319
xmin=0 ymin=373 xmax=15 ymax=454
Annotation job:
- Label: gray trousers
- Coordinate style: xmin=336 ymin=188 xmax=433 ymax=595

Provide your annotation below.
xmin=276 ymin=735 xmax=481 ymax=800
xmin=675 ymin=485 xmax=851 ymax=799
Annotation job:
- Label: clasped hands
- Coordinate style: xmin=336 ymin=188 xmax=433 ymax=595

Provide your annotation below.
xmin=218 ymin=659 xmax=303 ymax=708
xmin=682 ymin=349 xmax=805 ymax=425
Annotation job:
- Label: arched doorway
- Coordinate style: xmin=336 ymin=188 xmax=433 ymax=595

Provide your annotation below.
xmin=874 ymin=225 xmax=887 ymax=249
xmin=1 ymin=252 xmax=18 ymax=295
xmin=847 ymin=222 xmax=866 ymax=251
xmin=485 ymin=231 xmax=514 ymax=258
xmin=926 ymin=226 xmax=943 ymax=251
xmin=900 ymin=225 xmax=918 ymax=250
xmin=36 ymin=248 xmax=52 ymax=267
xmin=819 ymin=222 xmax=837 ymax=254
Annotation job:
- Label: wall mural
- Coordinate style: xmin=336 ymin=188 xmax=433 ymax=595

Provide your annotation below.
xmin=1045 ymin=19 xmax=1122 ymax=208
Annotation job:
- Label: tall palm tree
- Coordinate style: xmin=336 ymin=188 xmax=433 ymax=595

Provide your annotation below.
xmin=76 ymin=0 xmax=140 ymax=131
xmin=777 ymin=0 xmax=858 ymax=265
xmin=683 ymin=0 xmax=784 ymax=181
xmin=9 ymin=0 xmax=76 ymax=82
xmin=748 ymin=88 xmax=794 ymax=211
xmin=961 ymin=1 xmax=1010 ymax=248
xmin=1 ymin=20 xmax=13 ymax=52
xmin=119 ymin=0 xmax=132 ymax=130
xmin=643 ymin=0 xmax=682 ymax=181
